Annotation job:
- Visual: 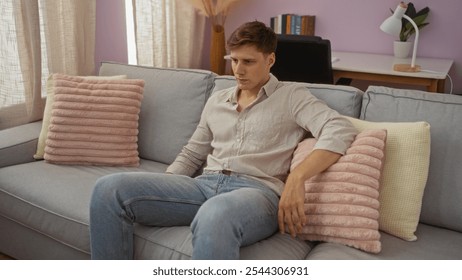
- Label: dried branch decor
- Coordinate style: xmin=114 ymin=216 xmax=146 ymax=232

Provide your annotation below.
xmin=187 ymin=0 xmax=239 ymax=28
xmin=187 ymin=0 xmax=239 ymax=75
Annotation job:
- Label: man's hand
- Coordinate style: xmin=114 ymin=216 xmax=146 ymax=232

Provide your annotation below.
xmin=278 ymin=174 xmax=307 ymax=237
xmin=278 ymin=149 xmax=342 ymax=238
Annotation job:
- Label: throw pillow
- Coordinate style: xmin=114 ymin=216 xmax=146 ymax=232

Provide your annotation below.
xmin=346 ymin=117 xmax=431 ymax=241
xmin=291 ymin=129 xmax=387 ymax=253
xmin=43 ymin=74 xmax=144 ymax=166
xmin=34 ymin=74 xmax=127 ymax=159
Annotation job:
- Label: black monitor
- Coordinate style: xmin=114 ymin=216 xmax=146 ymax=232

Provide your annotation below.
xmin=271 ymin=34 xmax=333 ymax=84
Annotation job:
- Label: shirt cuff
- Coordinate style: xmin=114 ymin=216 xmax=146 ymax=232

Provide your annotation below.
xmin=165 ymin=161 xmax=197 ymax=176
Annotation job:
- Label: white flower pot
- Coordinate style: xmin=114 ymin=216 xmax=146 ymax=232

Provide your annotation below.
xmin=393 ymin=41 xmax=413 ymax=58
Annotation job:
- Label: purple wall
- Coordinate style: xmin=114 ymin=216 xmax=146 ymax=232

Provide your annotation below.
xmin=94 ymin=0 xmax=127 ymax=73
xmin=95 ymin=0 xmax=462 ymax=93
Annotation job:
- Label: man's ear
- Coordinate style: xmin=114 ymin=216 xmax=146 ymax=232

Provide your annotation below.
xmin=268 ymin=52 xmax=276 ymax=68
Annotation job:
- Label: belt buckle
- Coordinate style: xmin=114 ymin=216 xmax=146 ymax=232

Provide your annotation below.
xmin=221 ymin=170 xmax=232 ymax=176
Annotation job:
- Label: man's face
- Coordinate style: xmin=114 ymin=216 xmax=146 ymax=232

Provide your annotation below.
xmin=229 ymin=44 xmax=275 ymax=94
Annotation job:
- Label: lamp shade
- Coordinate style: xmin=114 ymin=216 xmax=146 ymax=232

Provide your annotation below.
xmin=380 ymin=3 xmax=407 ymax=36
xmin=380 ymin=2 xmax=421 ymax=72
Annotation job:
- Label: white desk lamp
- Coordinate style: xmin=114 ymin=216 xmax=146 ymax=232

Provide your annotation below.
xmin=380 ymin=2 xmax=421 ymax=72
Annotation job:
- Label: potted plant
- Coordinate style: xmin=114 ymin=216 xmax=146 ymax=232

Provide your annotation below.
xmin=392 ymin=2 xmax=430 ymax=58
xmin=398 ymin=2 xmax=430 ymax=42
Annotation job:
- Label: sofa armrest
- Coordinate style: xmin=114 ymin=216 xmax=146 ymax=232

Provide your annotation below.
xmin=0 ymin=121 xmax=42 ymax=168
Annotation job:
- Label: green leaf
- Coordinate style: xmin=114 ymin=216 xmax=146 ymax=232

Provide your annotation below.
xmin=412 ymin=13 xmax=429 ymax=26
xmin=415 ymin=7 xmax=430 ymax=18
xmin=389 ymin=3 xmax=430 ymax=41
xmin=405 ymin=3 xmax=417 ymax=18
xmin=403 ymin=14 xmax=429 ymax=31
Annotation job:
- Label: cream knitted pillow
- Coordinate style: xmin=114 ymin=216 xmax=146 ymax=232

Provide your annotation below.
xmin=347 ymin=117 xmax=431 ymax=241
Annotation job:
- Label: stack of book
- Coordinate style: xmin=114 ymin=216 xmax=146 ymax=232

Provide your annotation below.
xmin=270 ymin=14 xmax=315 ymax=36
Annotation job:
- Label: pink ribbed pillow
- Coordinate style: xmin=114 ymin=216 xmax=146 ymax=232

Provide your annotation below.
xmin=44 ymin=74 xmax=145 ymax=166
xmin=290 ymin=129 xmax=387 ymax=253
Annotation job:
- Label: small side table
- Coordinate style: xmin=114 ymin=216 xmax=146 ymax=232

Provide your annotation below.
xmin=332 ymin=51 xmax=454 ymax=93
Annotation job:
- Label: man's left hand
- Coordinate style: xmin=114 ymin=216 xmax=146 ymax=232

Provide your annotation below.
xmin=278 ymin=174 xmax=307 ymax=238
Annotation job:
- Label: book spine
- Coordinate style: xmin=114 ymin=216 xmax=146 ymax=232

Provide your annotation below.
xmin=306 ymin=15 xmax=315 ymax=35
xmin=286 ymin=14 xmax=292 ymax=35
xmin=301 ymin=16 xmax=307 ymax=35
xmin=270 ymin=16 xmax=275 ymax=32
xmin=277 ymin=14 xmax=282 ymax=34
xmin=290 ymin=15 xmax=296 ymax=34
xmin=281 ymin=14 xmax=287 ymax=35
xmin=294 ymin=15 xmax=301 ymax=35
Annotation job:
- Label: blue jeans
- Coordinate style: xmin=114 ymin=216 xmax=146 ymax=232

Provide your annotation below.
xmin=89 ymin=171 xmax=280 ymax=259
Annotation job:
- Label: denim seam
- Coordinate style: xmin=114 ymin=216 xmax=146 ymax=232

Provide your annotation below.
xmin=134 ymin=232 xmax=192 ymax=259
xmin=122 ymin=196 xmax=204 ymax=208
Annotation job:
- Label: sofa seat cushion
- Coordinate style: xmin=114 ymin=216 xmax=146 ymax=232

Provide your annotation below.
xmin=0 ymin=159 xmax=169 ymax=255
xmin=1 ymin=160 xmax=313 ymax=259
xmin=306 ymin=223 xmax=462 ymax=260
xmin=133 ymin=225 xmax=314 ymax=260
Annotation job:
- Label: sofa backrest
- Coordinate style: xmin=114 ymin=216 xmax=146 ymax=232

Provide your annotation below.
xmin=99 ymin=62 xmax=216 ymax=164
xmin=213 ymin=76 xmax=363 ymax=118
xmin=97 ymin=63 xmax=363 ymax=165
xmin=361 ymin=86 xmax=462 ymax=233
xmin=297 ymin=83 xmax=363 ymax=118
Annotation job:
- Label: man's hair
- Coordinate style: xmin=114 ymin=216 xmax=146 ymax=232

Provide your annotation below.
xmin=226 ymin=21 xmax=277 ymax=54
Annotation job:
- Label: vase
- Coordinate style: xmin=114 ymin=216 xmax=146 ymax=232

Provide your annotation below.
xmin=393 ymin=41 xmax=413 ymax=58
xmin=210 ymin=24 xmax=226 ymax=75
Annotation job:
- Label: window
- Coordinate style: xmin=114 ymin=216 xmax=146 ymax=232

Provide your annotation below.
xmin=125 ymin=0 xmax=137 ymax=65
xmin=0 ymin=1 xmax=48 ymax=109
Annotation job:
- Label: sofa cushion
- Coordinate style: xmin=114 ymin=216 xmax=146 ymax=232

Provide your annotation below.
xmin=362 ymin=86 xmax=462 ymax=234
xmin=0 ymin=121 xmax=42 ymax=168
xmin=133 ymin=225 xmax=313 ymax=260
xmin=0 ymin=160 xmax=313 ymax=259
xmin=99 ymin=62 xmax=216 ymax=165
xmin=291 ymin=130 xmax=387 ymax=253
xmin=212 ymin=76 xmax=363 ymax=118
xmin=298 ymin=83 xmax=363 ymax=118
xmin=347 ymin=117 xmax=431 ymax=241
xmin=0 ymin=160 xmax=169 ymax=257
xmin=34 ymin=74 xmax=127 ymax=160
xmin=212 ymin=75 xmax=237 ymax=92
xmin=43 ymin=74 xmax=144 ymax=166
xmin=306 ymin=224 xmax=462 ymax=260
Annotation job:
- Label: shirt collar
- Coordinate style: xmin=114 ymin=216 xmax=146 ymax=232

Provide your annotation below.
xmin=226 ymin=74 xmax=280 ymax=103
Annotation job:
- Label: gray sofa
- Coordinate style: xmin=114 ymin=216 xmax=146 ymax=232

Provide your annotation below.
xmin=1 ymin=61 xmax=461 ymax=260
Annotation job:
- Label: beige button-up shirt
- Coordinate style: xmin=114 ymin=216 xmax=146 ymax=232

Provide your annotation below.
xmin=166 ymin=74 xmax=357 ymax=195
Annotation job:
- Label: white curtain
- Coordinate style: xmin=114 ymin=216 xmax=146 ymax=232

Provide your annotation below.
xmin=0 ymin=0 xmax=96 ymax=130
xmin=132 ymin=0 xmax=205 ymax=68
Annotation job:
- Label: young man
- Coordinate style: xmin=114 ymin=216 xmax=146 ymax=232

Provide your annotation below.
xmin=89 ymin=21 xmax=357 ymax=259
